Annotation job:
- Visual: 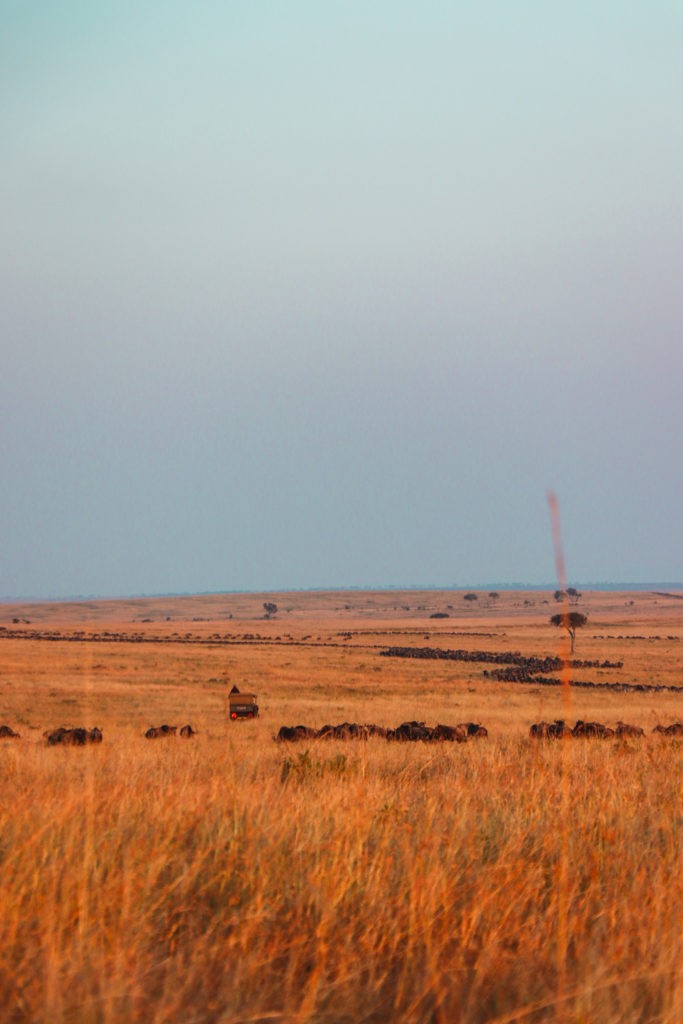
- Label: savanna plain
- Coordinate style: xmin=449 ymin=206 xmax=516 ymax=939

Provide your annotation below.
xmin=0 ymin=588 xmax=681 ymax=1024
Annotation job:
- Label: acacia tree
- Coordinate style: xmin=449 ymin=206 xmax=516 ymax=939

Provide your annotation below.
xmin=263 ymin=601 xmax=278 ymax=618
xmin=464 ymin=592 xmax=478 ymax=604
xmin=566 ymin=587 xmax=582 ymax=605
xmin=550 ymin=611 xmax=588 ymax=654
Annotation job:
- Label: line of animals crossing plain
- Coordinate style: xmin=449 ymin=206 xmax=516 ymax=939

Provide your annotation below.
xmin=0 ymin=627 xmax=386 ymax=650
xmin=2 ymin=719 xmax=681 ymax=745
xmin=0 ymin=723 xmax=198 ymax=744
xmin=380 ymin=645 xmax=683 ymax=693
xmin=274 ymin=720 xmax=683 ymax=742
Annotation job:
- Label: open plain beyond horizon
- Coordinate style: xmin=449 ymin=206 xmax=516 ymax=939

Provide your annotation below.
xmin=0 ymin=588 xmax=681 ymax=1023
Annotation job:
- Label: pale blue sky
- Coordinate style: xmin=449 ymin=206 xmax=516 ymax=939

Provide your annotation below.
xmin=2 ymin=3 xmax=682 ymax=597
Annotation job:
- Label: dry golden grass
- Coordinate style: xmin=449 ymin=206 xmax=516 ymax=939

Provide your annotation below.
xmin=0 ymin=589 xmax=681 ymax=1023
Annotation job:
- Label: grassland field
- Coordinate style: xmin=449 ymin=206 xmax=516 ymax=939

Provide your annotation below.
xmin=0 ymin=589 xmax=681 ymax=1023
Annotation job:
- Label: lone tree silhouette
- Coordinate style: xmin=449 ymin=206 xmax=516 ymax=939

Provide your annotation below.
xmin=566 ymin=587 xmax=582 ymax=605
xmin=550 ymin=611 xmax=588 ymax=654
xmin=463 ymin=593 xmax=478 ymax=604
xmin=263 ymin=601 xmax=278 ymax=618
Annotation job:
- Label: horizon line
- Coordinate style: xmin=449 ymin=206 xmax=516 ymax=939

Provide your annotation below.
xmin=2 ymin=581 xmax=682 ymax=603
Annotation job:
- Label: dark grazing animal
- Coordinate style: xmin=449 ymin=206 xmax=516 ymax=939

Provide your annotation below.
xmin=179 ymin=724 xmax=196 ymax=737
xmin=530 ymin=720 xmax=571 ymax=739
xmin=145 ymin=725 xmax=178 ymax=739
xmin=548 ymin=720 xmax=572 ymax=739
xmin=45 ymin=727 xmax=101 ymax=746
xmin=615 ymin=722 xmax=645 ymax=738
xmin=652 ymin=722 xmax=683 ymax=736
xmin=317 ymin=722 xmax=387 ymax=740
xmin=275 ymin=725 xmax=318 ymax=742
xmin=431 ymin=723 xmax=468 ymax=743
xmin=530 ymin=721 xmax=561 ymax=739
xmin=326 ymin=722 xmax=356 ymax=740
xmin=389 ymin=721 xmax=434 ymax=742
xmin=0 ymin=725 xmax=20 ymax=739
xmin=461 ymin=722 xmax=489 ymax=739
xmin=572 ymin=720 xmax=614 ymax=739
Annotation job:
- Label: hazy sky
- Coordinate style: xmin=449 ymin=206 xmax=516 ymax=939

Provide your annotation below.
xmin=2 ymin=3 xmax=682 ymax=598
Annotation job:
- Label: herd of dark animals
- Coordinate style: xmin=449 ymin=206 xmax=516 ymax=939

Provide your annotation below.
xmin=0 ymin=724 xmax=197 ymax=743
xmin=275 ymin=721 xmax=488 ymax=742
xmin=145 ymin=724 xmax=197 ymax=738
xmin=0 ymin=719 xmax=681 ymax=744
xmin=45 ymin=727 xmax=103 ymax=746
xmin=529 ymin=720 xmax=682 ymax=738
xmin=380 ymin=647 xmax=683 ymax=694
xmin=275 ymin=719 xmax=683 ymax=742
xmin=530 ymin=720 xmax=681 ymax=738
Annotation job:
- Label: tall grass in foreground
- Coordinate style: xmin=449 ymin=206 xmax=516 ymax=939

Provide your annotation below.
xmin=0 ymin=735 xmax=680 ymax=1023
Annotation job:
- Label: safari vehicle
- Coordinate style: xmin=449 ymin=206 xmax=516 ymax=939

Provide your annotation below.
xmin=228 ymin=691 xmax=259 ymax=720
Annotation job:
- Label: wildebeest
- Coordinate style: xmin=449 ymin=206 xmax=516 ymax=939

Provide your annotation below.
xmin=549 ymin=720 xmax=572 ymax=739
xmin=0 ymin=725 xmax=20 ymax=739
xmin=431 ymin=723 xmax=468 ymax=743
xmin=315 ymin=722 xmax=386 ymax=740
xmin=275 ymin=725 xmax=318 ymax=742
xmin=529 ymin=720 xmax=571 ymax=739
xmin=45 ymin=727 xmax=102 ymax=746
xmin=179 ymin=724 xmax=196 ymax=737
xmin=327 ymin=722 xmax=359 ymax=740
xmin=652 ymin=722 xmax=683 ymax=736
xmin=615 ymin=722 xmax=645 ymax=738
xmin=320 ymin=722 xmax=388 ymax=740
xmin=338 ymin=723 xmax=358 ymax=740
xmin=572 ymin=720 xmax=614 ymax=739
xmin=145 ymin=724 xmax=178 ymax=738
xmin=388 ymin=721 xmax=434 ymax=742
xmin=460 ymin=722 xmax=489 ymax=739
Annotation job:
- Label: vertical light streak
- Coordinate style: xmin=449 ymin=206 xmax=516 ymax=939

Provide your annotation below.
xmin=547 ymin=489 xmax=571 ymax=1020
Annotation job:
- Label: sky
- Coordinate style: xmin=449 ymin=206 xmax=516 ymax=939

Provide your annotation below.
xmin=2 ymin=2 xmax=682 ymax=598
